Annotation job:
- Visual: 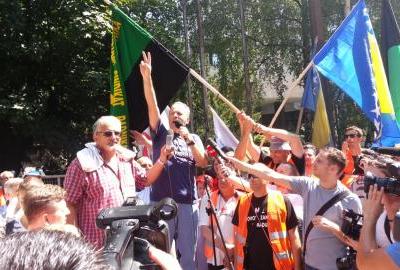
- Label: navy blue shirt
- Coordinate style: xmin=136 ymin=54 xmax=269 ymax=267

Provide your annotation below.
xmin=151 ymin=122 xmax=204 ymax=204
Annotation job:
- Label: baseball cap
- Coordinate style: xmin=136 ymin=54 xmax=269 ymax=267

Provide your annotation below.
xmin=23 ymin=167 xmax=45 ymax=178
xmin=269 ymin=136 xmax=291 ymax=151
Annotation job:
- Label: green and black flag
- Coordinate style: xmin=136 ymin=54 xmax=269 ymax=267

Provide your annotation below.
xmin=110 ymin=4 xmax=189 ymax=146
xmin=381 ymin=0 xmax=400 ymax=124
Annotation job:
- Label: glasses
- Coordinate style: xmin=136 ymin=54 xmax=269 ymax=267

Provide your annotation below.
xmin=97 ymin=130 xmax=121 ymax=137
xmin=248 ymin=174 xmax=258 ymax=179
xmin=344 ymin=133 xmax=361 ymax=139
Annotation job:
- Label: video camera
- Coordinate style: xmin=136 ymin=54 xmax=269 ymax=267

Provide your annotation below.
xmin=363 ymin=172 xmax=400 ymax=196
xmin=341 ymin=209 xmax=363 ymax=241
xmin=96 ymin=197 xmax=177 ymax=270
xmin=336 ymin=209 xmax=363 ymax=270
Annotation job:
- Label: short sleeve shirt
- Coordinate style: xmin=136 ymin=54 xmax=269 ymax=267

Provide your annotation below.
xmin=290 ymin=177 xmax=362 ymax=270
xmin=198 ymin=192 xmax=239 ymax=266
xmin=64 ymin=155 xmax=146 ymax=249
xmin=151 ymin=122 xmax=204 ymax=204
xmin=386 ymin=242 xmax=400 ymax=267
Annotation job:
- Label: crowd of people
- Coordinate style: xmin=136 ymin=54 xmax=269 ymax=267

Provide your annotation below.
xmin=1 ymin=52 xmax=400 ymax=270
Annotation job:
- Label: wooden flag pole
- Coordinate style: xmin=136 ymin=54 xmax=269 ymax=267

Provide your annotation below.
xmin=268 ymin=61 xmax=313 ymax=128
xmin=189 ymin=69 xmax=241 ymax=114
xmin=258 ymin=61 xmax=313 ymax=147
xmin=295 ymin=107 xmax=304 ymax=134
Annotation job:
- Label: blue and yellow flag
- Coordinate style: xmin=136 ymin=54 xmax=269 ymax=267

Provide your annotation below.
xmin=301 ymin=64 xmax=332 ymax=148
xmin=313 ymin=0 xmax=400 ymax=146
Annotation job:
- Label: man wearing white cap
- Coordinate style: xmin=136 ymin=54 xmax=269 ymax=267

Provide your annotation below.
xmin=235 ymin=112 xmax=305 ymax=175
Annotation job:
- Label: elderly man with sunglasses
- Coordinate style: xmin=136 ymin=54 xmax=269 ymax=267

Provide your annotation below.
xmin=64 ymin=116 xmax=171 ymax=248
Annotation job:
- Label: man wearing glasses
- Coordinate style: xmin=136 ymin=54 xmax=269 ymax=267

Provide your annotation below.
xmin=64 ymin=116 xmax=170 ymax=248
xmin=341 ymin=126 xmax=364 ymax=188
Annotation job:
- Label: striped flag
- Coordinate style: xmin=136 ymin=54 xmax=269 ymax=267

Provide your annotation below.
xmin=381 ymin=0 xmax=400 ymax=124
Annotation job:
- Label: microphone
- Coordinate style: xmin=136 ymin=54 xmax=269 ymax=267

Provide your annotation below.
xmin=206 ymin=138 xmax=228 ymax=161
xmin=166 ymin=130 xmax=174 ymax=150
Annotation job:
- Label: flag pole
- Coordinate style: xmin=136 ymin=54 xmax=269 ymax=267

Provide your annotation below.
xmin=269 ymin=61 xmax=313 ymax=127
xmin=104 ymin=0 xmax=112 ymax=5
xmin=258 ymin=61 xmax=313 ymax=147
xmin=295 ymin=107 xmax=304 ymax=134
xmin=189 ymin=69 xmax=241 ymax=113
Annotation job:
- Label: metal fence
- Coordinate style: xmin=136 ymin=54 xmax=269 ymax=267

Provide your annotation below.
xmin=42 ymin=175 xmax=65 ymax=187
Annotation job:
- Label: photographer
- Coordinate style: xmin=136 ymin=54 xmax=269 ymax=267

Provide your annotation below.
xmin=356 ymin=185 xmax=400 ymax=270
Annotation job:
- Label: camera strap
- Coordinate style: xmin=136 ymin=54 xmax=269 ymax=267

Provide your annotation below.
xmin=302 ymin=190 xmax=351 ymax=257
xmin=384 ymin=215 xmax=394 ymax=244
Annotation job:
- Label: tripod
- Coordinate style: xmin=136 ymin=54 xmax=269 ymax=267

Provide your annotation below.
xmin=203 ymin=176 xmax=234 ymax=270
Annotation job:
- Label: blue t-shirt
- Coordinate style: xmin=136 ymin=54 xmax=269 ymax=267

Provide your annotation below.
xmin=151 ymin=122 xmax=204 ymax=204
xmin=386 ymin=242 xmax=400 ymax=267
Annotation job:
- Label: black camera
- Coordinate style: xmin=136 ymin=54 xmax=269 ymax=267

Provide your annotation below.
xmin=336 ymin=246 xmax=357 ymax=270
xmin=341 ymin=209 xmax=363 ymax=240
xmin=364 ymin=172 xmax=400 ymax=196
xmin=337 ymin=210 xmax=363 ymax=270
xmin=96 ymin=197 xmax=177 ymax=270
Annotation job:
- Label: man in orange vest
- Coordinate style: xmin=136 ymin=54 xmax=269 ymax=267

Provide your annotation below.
xmin=231 ymin=163 xmax=301 ymax=270
xmin=198 ymin=160 xmax=242 ymax=270
xmin=234 ymin=112 xmax=305 ymax=175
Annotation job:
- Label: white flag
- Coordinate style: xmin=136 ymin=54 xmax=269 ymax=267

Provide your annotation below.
xmin=210 ymin=107 xmax=238 ymax=149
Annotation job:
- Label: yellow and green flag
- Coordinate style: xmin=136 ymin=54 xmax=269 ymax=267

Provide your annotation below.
xmin=381 ymin=0 xmax=400 ymax=124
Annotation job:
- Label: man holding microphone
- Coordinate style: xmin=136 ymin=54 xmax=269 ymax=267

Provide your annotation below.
xmin=139 ymin=51 xmax=208 ymax=270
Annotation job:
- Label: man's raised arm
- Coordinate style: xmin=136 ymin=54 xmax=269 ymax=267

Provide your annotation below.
xmin=227 ymin=157 xmax=293 ymax=190
xmin=140 ymin=51 xmax=161 ymax=131
xmin=254 ymin=124 xmax=304 ymax=158
xmin=234 ymin=112 xmax=260 ymax=162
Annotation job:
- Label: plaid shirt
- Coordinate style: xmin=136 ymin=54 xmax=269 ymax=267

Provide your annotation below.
xmin=64 ymin=155 xmax=146 ymax=249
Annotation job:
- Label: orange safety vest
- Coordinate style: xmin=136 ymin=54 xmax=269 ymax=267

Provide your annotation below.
xmin=341 ymin=174 xmax=356 ymax=189
xmin=0 ymin=189 xmax=6 ymax=206
xmin=341 ymin=149 xmax=358 ymax=189
xmin=343 ymin=149 xmax=355 ymax=175
xmin=204 ymin=191 xmax=239 ymax=260
xmin=267 ymin=157 xmax=296 ymax=171
xmin=234 ymin=190 xmax=294 ymax=270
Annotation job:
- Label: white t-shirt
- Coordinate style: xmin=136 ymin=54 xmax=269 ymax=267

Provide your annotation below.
xmin=198 ymin=192 xmax=238 ymax=266
xmin=376 ymin=211 xmax=394 ymax=248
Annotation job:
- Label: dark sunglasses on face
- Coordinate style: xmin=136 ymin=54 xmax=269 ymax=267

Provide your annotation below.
xmin=345 ymin=133 xmax=361 ymax=139
xmin=248 ymin=174 xmax=257 ymax=179
xmin=98 ymin=130 xmax=121 ymax=137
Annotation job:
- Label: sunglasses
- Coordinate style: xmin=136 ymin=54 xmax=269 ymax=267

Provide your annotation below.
xmin=344 ymin=133 xmax=361 ymax=139
xmin=98 ymin=130 xmax=121 ymax=137
xmin=248 ymin=174 xmax=258 ymax=179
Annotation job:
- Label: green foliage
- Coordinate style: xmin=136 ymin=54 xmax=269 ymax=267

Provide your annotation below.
xmin=1 ymin=0 xmax=399 ymax=173
xmin=0 ymin=0 xmax=111 ymax=173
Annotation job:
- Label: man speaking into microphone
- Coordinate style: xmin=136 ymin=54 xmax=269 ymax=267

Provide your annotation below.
xmin=140 ymin=51 xmax=208 ymax=270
